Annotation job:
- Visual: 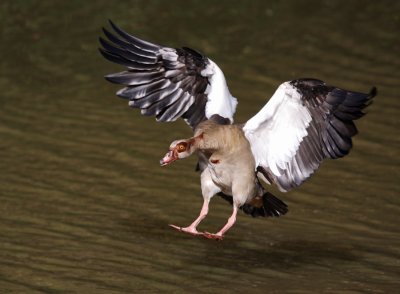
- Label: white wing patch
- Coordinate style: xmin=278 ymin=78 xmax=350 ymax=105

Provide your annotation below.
xmin=243 ymin=82 xmax=312 ymax=177
xmin=243 ymin=79 xmax=375 ymax=192
xmin=203 ymin=60 xmax=238 ymax=123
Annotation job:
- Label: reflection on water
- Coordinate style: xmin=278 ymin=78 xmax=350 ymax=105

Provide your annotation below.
xmin=0 ymin=0 xmax=399 ymax=292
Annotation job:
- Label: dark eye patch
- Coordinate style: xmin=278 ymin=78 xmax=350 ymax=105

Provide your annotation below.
xmin=177 ymin=142 xmax=188 ymax=153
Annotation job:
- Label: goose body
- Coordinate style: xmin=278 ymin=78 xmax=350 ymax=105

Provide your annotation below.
xmin=100 ymin=21 xmax=376 ymax=240
xmin=195 ymin=120 xmax=258 ymax=204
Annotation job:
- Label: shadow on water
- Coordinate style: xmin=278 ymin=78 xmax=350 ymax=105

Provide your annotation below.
xmin=199 ymin=240 xmax=358 ymax=270
xmin=118 ymin=211 xmax=359 ymax=270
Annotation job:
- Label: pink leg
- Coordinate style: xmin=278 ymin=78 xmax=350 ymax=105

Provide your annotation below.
xmin=204 ymin=205 xmax=238 ymax=240
xmin=169 ymin=199 xmax=209 ymax=236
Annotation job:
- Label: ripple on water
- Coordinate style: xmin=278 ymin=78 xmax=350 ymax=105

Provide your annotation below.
xmin=0 ymin=1 xmax=399 ymax=293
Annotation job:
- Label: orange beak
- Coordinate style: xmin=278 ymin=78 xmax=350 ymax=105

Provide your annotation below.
xmin=160 ymin=149 xmax=178 ymax=166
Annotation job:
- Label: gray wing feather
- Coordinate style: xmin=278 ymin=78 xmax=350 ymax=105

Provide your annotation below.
xmin=100 ymin=20 xmax=209 ymax=129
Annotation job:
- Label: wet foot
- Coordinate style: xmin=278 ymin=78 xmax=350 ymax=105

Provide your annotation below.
xmin=169 ymin=224 xmax=204 ymax=236
xmin=203 ymin=231 xmax=224 ymax=241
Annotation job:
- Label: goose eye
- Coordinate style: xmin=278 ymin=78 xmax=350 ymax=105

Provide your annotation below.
xmin=177 ymin=143 xmax=187 ymax=152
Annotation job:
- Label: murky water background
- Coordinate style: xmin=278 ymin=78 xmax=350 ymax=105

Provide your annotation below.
xmin=1 ymin=1 xmax=399 ymax=293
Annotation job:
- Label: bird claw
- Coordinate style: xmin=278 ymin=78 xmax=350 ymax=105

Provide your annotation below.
xmin=169 ymin=224 xmax=204 ymax=236
xmin=203 ymin=231 xmax=224 ymax=241
xmin=169 ymin=225 xmax=224 ymax=240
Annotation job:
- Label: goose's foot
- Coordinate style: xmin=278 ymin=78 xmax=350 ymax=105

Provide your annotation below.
xmin=203 ymin=232 xmax=224 ymax=241
xmin=202 ymin=205 xmax=238 ymax=241
xmin=169 ymin=224 xmax=204 ymax=236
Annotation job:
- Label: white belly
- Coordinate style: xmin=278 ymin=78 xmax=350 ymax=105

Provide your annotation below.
xmin=208 ymin=162 xmax=233 ymax=195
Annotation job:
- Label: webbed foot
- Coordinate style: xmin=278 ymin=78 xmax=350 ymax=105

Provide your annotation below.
xmin=169 ymin=224 xmax=204 ymax=236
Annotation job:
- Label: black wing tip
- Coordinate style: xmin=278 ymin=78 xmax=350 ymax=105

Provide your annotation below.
xmin=98 ymin=36 xmax=107 ymax=47
xmin=103 ymin=20 xmax=118 ymax=38
xmin=107 ymin=20 xmax=128 ymax=40
xmin=102 ymin=26 xmax=111 ymax=37
xmin=99 ymin=20 xmax=209 ymax=127
xmin=98 ymin=47 xmax=115 ymax=61
xmin=103 ymin=73 xmax=118 ymax=84
xmin=109 ymin=19 xmax=124 ymax=36
xmin=218 ymin=192 xmax=289 ymax=218
xmin=262 ymin=192 xmax=289 ymax=217
xmin=181 ymin=46 xmax=205 ymax=59
xmin=108 ymin=19 xmax=117 ymax=29
xmin=291 ymin=79 xmax=377 ymax=97
xmin=355 ymin=86 xmax=376 ymax=118
xmin=98 ymin=47 xmax=107 ymax=57
xmin=290 ymin=78 xmax=325 ymax=87
xmin=104 ymin=20 xmax=160 ymax=52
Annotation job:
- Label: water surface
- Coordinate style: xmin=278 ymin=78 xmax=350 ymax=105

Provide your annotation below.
xmin=0 ymin=1 xmax=399 ymax=293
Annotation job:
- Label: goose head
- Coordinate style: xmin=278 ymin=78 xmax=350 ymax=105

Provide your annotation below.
xmin=160 ymin=139 xmax=195 ymax=166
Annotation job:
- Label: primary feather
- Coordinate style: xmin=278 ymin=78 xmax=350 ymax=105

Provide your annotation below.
xmin=100 ymin=20 xmax=237 ymax=129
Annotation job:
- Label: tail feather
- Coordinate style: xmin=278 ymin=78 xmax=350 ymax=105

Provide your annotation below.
xmin=218 ymin=192 xmax=288 ymax=218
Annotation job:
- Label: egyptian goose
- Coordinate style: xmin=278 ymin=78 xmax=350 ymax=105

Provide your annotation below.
xmin=99 ymin=21 xmax=376 ymax=240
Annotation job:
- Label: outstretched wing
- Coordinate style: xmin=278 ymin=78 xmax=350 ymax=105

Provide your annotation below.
xmin=243 ymin=78 xmax=376 ymax=192
xmin=99 ymin=20 xmax=237 ymax=129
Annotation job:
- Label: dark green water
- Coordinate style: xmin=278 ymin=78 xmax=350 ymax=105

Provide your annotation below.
xmin=1 ymin=1 xmax=399 ymax=293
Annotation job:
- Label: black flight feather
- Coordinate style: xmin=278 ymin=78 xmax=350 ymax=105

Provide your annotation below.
xmin=100 ymin=21 xmax=212 ymax=129
xmin=264 ymin=79 xmax=376 ymax=191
